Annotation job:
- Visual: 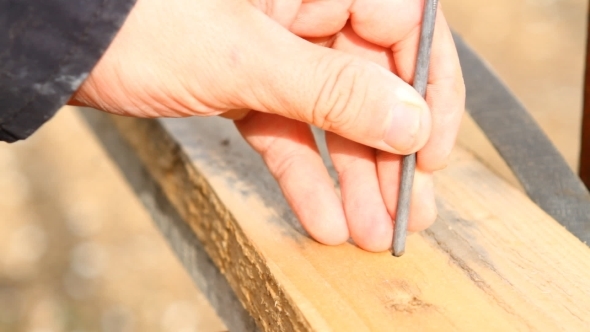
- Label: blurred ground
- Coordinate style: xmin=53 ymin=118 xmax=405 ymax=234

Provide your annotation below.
xmin=0 ymin=108 xmax=226 ymax=332
xmin=445 ymin=0 xmax=588 ymax=186
xmin=0 ymin=0 xmax=587 ymax=331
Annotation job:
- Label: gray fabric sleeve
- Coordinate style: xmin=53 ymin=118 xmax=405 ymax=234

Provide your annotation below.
xmin=0 ymin=0 xmax=137 ymax=142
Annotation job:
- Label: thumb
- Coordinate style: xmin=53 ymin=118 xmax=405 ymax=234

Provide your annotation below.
xmin=234 ymin=11 xmax=432 ymax=155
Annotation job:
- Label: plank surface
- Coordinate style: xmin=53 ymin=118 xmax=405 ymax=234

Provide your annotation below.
xmin=83 ymin=111 xmax=590 ymax=331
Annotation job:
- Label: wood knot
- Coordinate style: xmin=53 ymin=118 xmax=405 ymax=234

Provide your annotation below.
xmin=380 ymin=281 xmax=434 ymax=314
xmin=386 ymin=296 xmax=432 ymax=313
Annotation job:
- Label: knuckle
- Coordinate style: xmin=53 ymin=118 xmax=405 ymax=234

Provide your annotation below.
xmin=335 ymin=156 xmax=363 ymax=179
xmin=313 ymin=57 xmax=372 ymax=133
xmin=333 ymin=149 xmax=375 ymax=180
xmin=270 ymin=148 xmax=304 ymax=182
xmin=259 ymin=135 xmax=303 ymax=182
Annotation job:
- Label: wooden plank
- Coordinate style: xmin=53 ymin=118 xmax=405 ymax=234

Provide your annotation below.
xmin=82 ymin=111 xmax=590 ymax=331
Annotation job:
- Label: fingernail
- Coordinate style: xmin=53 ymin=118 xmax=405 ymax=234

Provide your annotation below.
xmin=384 ymin=103 xmax=423 ymax=153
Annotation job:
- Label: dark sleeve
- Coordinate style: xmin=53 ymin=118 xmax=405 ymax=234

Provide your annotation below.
xmin=0 ymin=0 xmax=137 ymax=142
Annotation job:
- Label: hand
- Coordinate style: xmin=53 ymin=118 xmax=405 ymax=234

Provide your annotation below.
xmin=71 ymin=0 xmax=465 ymax=252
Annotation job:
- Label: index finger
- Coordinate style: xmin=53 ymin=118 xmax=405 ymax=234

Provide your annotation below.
xmin=350 ymin=0 xmax=465 ymax=171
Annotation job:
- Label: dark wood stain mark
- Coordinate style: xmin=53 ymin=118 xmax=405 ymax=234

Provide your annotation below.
xmin=422 ymin=203 xmax=535 ymax=330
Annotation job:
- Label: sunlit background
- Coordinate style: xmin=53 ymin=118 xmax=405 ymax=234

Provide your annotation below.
xmin=0 ymin=0 xmax=587 ymax=331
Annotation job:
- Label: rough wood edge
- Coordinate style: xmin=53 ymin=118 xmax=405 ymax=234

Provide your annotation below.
xmin=81 ymin=110 xmax=315 ymax=331
xmin=80 ymin=110 xmax=260 ymax=332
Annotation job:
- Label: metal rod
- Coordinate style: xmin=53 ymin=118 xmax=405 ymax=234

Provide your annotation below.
xmin=392 ymin=0 xmax=439 ymax=257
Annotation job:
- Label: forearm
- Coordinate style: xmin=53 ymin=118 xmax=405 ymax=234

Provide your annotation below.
xmin=0 ymin=0 xmax=136 ymax=142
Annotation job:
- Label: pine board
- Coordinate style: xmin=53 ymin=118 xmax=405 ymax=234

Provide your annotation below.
xmin=82 ymin=111 xmax=590 ymax=331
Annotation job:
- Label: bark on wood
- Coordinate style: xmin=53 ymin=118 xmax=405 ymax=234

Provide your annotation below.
xmin=83 ymin=111 xmax=590 ymax=331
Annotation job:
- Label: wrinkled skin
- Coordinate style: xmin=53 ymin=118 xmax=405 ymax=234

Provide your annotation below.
xmin=72 ymin=0 xmax=465 ymax=252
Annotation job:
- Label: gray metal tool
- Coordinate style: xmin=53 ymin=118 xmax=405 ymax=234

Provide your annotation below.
xmin=392 ymin=0 xmax=439 ymax=257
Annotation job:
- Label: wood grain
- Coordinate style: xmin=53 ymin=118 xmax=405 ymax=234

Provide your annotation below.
xmin=83 ymin=112 xmax=590 ymax=331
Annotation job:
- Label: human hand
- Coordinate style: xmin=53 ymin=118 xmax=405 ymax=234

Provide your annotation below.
xmin=71 ymin=0 xmax=465 ymax=252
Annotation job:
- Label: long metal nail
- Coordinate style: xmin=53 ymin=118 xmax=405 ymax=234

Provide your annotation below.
xmin=392 ymin=0 xmax=439 ymax=257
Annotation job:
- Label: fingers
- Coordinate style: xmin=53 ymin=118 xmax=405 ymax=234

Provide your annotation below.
xmin=230 ymin=8 xmax=432 ymax=156
xmin=351 ymin=1 xmax=465 ymax=171
xmin=238 ymin=7 xmax=436 ymax=251
xmin=234 ymin=112 xmax=349 ymax=245
xmin=235 ymin=111 xmax=436 ymax=249
xmin=320 ymin=14 xmax=439 ymax=245
xmin=325 ymin=133 xmax=438 ymax=252
xmin=326 ymin=132 xmax=392 ymax=252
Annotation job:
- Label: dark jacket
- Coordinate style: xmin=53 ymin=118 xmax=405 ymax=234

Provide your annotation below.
xmin=0 ymin=0 xmax=136 ymax=142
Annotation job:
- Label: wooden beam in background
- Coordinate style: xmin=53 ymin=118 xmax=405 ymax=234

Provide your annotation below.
xmin=83 ymin=111 xmax=590 ymax=331
xmin=580 ymin=5 xmax=590 ymax=189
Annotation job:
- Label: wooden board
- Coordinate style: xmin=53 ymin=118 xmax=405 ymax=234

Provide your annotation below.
xmin=82 ymin=111 xmax=590 ymax=331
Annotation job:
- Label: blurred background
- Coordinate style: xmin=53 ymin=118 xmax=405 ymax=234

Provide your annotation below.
xmin=0 ymin=0 xmax=587 ymax=331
